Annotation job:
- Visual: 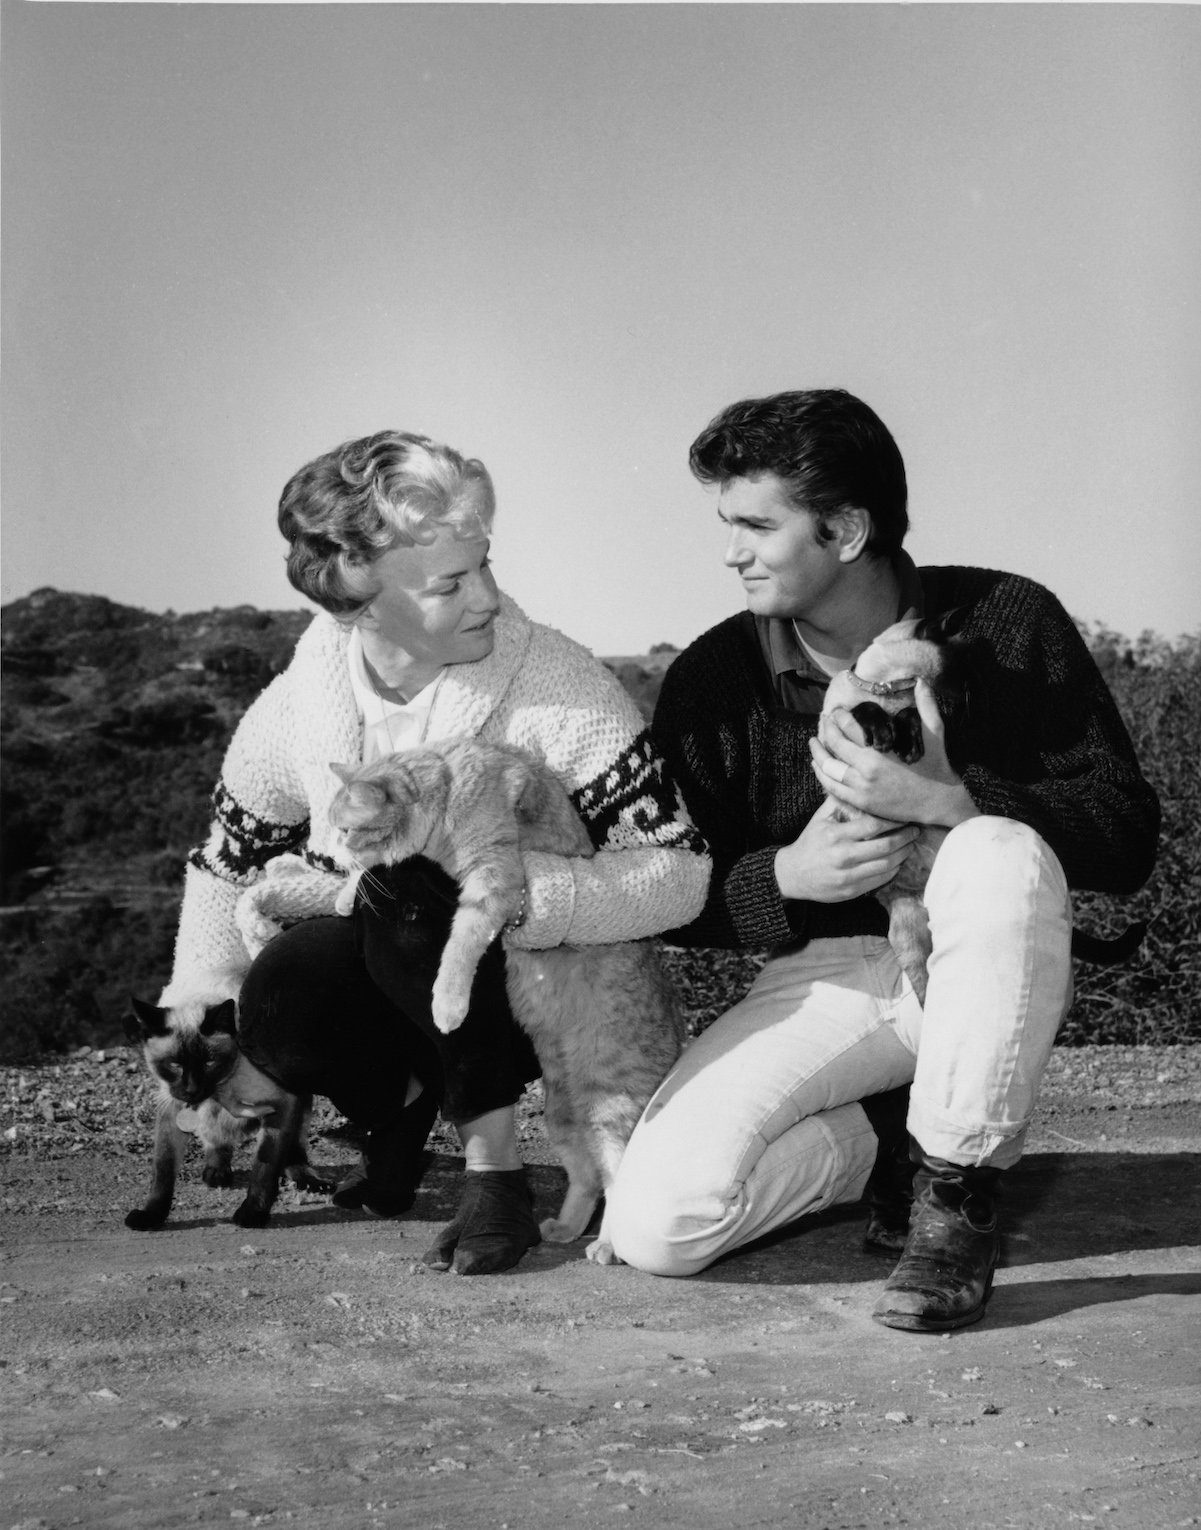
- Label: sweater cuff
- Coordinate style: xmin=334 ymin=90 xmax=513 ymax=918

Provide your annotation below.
xmin=503 ymin=850 xmax=576 ymax=950
xmin=724 ymin=846 xmax=808 ymax=947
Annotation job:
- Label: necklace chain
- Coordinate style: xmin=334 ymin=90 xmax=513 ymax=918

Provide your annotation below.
xmin=374 ymin=668 xmax=445 ymax=755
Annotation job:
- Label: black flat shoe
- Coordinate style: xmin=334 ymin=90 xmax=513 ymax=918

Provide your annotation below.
xmin=422 ymin=1168 xmax=541 ymax=1275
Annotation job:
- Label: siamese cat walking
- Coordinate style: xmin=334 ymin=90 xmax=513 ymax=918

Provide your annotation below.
xmin=124 ymin=971 xmax=328 ymax=1231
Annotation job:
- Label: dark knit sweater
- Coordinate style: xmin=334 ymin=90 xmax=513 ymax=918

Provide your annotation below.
xmin=653 ymin=566 xmax=1161 ymax=952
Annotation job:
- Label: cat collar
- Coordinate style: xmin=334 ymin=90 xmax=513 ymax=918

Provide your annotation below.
xmin=846 ymin=669 xmax=917 ymax=699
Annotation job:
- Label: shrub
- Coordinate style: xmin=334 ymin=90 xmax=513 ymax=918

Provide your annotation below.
xmin=1064 ymin=631 xmax=1201 ymax=1044
xmin=0 ymin=897 xmax=179 ymax=1062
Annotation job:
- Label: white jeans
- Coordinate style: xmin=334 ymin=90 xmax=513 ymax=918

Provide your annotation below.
xmin=607 ymin=817 xmax=1074 ymax=1277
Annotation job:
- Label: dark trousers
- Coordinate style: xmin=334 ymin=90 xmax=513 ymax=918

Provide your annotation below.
xmin=237 ymin=859 xmax=540 ymax=1126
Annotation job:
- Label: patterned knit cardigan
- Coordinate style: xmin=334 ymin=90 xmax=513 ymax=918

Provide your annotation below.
xmin=652 ymin=565 xmax=1161 ymax=953
xmin=167 ymin=591 xmax=711 ymax=995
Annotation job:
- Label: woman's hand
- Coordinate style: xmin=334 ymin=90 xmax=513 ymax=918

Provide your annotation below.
xmin=774 ymin=796 xmax=921 ymax=903
xmin=809 ymin=680 xmax=979 ymax=830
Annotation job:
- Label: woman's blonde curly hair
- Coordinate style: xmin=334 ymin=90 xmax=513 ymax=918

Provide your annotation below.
xmin=278 ymin=430 xmax=495 ymax=617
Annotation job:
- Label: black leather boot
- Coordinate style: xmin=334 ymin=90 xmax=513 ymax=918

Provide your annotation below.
xmin=871 ymin=1153 xmax=1002 ymax=1332
xmin=860 ymin=1086 xmax=916 ymax=1253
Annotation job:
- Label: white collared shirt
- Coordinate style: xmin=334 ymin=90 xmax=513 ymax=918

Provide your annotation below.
xmin=347 ymin=627 xmax=443 ymax=763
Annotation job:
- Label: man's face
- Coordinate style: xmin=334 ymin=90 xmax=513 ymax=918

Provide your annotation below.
xmin=718 ymin=473 xmax=841 ymax=620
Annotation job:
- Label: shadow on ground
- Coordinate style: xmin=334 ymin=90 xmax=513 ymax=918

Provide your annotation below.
xmin=205 ymin=1146 xmax=1201 ymax=1254
xmin=651 ymin=1150 xmax=1201 ymax=1291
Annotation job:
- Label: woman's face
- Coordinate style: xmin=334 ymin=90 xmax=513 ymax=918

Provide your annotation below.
xmin=359 ymin=496 xmax=500 ymax=668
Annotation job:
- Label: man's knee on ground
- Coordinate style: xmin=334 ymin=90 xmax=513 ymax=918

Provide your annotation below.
xmin=605 ymin=1182 xmax=724 ymax=1279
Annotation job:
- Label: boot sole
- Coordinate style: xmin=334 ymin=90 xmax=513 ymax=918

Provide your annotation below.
xmin=872 ymin=1265 xmax=996 ymax=1332
xmin=871 ymin=1299 xmax=989 ymax=1332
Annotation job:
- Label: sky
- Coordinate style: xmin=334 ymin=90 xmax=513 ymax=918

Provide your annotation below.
xmin=3 ymin=2 xmax=1199 ymax=655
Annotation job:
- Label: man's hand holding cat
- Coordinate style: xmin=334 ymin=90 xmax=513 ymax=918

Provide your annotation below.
xmin=775 ymin=796 xmax=921 ymax=904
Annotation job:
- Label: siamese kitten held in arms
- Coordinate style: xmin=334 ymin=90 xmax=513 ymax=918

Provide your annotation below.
xmin=819 ymin=614 xmax=1146 ymax=1004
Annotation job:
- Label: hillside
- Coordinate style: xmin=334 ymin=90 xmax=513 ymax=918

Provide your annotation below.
xmin=0 ymin=590 xmax=692 ymax=1058
xmin=0 ymin=591 xmax=680 ymax=906
xmin=2 ymin=589 xmax=1197 ymax=1059
xmin=2 ymin=589 xmax=312 ymax=900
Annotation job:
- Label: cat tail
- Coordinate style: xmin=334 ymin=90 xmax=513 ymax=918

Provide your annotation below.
xmin=879 ymin=889 xmax=932 ymax=1008
xmin=1071 ymin=919 xmax=1148 ymax=966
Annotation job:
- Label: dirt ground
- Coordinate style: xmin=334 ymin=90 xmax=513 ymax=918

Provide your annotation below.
xmin=2 ymin=1045 xmax=1199 ymax=1530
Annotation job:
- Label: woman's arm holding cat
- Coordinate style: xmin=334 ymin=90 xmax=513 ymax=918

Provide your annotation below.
xmin=506 ymin=840 xmax=710 ymax=950
xmin=501 ymin=645 xmax=711 ymax=949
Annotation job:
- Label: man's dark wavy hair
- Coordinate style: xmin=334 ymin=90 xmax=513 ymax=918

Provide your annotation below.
xmin=689 ymin=389 xmax=909 ymax=560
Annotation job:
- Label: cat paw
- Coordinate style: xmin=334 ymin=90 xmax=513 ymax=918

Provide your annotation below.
xmin=333 ymin=871 xmax=360 ymax=918
xmin=538 ymin=1216 xmax=588 ymax=1244
xmin=286 ymin=1166 xmax=335 ymax=1194
xmin=231 ymin=1200 xmax=271 ymax=1229
xmin=124 ymin=1207 xmax=168 ymax=1231
xmin=431 ymin=995 xmax=469 ymax=1034
xmin=236 ymin=909 xmax=284 ymax=959
xmin=584 ymin=1237 xmax=622 ymax=1266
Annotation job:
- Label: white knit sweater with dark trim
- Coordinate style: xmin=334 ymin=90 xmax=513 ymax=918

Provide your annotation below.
xmin=168 ymin=592 xmax=710 ymax=994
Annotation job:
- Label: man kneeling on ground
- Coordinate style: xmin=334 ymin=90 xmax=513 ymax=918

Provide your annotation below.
xmin=606 ymin=388 xmax=1159 ymax=1331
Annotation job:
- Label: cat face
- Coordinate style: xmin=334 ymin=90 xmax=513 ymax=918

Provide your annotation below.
xmin=125 ymin=997 xmax=238 ymax=1107
xmin=328 ymin=756 xmax=449 ymax=867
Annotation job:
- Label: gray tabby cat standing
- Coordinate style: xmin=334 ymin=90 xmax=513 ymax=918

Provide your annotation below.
xmin=329 ymin=738 xmax=685 ymax=1263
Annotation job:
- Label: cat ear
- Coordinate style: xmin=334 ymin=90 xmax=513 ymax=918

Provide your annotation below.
xmin=930 ymin=633 xmax=980 ymax=715
xmin=349 ymin=780 xmax=390 ymax=810
xmin=126 ymin=997 xmax=168 ymax=1043
xmin=500 ymin=755 xmax=538 ymax=817
xmin=199 ymin=998 xmax=238 ymax=1038
xmin=330 ymin=762 xmax=356 ymax=785
xmin=915 ymin=606 xmax=969 ymax=644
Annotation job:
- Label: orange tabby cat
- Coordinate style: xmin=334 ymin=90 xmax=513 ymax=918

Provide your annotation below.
xmin=329 ymin=740 xmax=684 ymax=1262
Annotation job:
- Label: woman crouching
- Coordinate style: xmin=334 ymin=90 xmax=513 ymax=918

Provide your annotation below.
xmin=164 ymin=429 xmax=710 ymax=1273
